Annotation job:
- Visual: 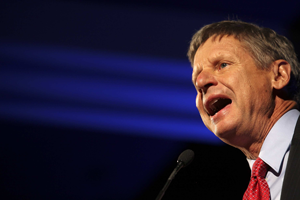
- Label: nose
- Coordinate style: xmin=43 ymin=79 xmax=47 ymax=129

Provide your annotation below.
xmin=195 ymin=70 xmax=217 ymax=94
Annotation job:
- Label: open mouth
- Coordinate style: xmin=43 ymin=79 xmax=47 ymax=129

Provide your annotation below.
xmin=206 ymin=98 xmax=232 ymax=116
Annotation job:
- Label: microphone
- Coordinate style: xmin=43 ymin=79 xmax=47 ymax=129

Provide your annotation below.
xmin=155 ymin=149 xmax=195 ymax=200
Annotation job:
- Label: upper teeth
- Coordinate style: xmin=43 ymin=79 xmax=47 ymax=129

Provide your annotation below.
xmin=209 ymin=99 xmax=219 ymax=113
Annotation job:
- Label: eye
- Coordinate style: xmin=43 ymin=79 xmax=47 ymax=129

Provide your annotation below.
xmin=220 ymin=63 xmax=228 ymax=69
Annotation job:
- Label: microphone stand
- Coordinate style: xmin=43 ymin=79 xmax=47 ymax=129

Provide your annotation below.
xmin=155 ymin=161 xmax=184 ymax=200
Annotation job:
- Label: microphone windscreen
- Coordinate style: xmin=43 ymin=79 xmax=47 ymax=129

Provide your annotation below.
xmin=177 ymin=149 xmax=194 ymax=167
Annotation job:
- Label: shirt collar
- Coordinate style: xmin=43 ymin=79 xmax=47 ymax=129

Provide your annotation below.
xmin=247 ymin=109 xmax=300 ymax=172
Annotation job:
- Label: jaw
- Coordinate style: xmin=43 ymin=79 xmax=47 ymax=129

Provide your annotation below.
xmin=197 ymin=94 xmax=238 ymax=141
xmin=200 ymin=102 xmax=236 ymax=140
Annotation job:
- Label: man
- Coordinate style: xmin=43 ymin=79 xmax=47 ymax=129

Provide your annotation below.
xmin=187 ymin=20 xmax=300 ymax=200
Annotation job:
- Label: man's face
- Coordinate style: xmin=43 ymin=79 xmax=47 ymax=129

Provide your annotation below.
xmin=192 ymin=36 xmax=274 ymax=147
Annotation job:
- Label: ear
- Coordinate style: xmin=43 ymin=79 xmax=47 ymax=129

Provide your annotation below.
xmin=271 ymin=59 xmax=291 ymax=90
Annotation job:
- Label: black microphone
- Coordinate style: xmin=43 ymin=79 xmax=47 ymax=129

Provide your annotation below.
xmin=155 ymin=149 xmax=195 ymax=200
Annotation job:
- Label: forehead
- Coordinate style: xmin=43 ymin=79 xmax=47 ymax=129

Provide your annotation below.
xmin=193 ymin=36 xmax=246 ymax=66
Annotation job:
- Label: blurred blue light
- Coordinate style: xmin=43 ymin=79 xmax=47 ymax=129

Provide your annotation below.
xmin=0 ymin=42 xmax=221 ymax=144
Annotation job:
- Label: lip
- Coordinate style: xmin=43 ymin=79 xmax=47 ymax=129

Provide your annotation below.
xmin=210 ymin=103 xmax=231 ymax=122
xmin=203 ymin=94 xmax=232 ymax=117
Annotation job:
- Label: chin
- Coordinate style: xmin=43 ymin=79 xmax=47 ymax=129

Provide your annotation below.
xmin=212 ymin=123 xmax=236 ymax=141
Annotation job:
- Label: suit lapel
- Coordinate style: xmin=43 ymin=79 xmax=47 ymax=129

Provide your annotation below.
xmin=281 ymin=115 xmax=300 ymax=200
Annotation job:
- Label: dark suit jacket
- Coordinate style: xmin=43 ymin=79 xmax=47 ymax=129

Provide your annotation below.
xmin=280 ymin=115 xmax=300 ymax=200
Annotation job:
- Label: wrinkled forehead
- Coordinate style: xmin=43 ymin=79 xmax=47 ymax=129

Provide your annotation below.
xmin=194 ymin=35 xmax=243 ymax=61
xmin=193 ymin=35 xmax=247 ymax=65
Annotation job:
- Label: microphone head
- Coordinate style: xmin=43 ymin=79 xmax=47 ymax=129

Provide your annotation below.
xmin=177 ymin=149 xmax=194 ymax=167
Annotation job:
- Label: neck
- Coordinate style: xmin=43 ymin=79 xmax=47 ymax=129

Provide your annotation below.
xmin=241 ymin=99 xmax=297 ymax=159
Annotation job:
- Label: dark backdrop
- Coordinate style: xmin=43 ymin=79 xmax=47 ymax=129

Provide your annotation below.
xmin=1 ymin=0 xmax=300 ymax=199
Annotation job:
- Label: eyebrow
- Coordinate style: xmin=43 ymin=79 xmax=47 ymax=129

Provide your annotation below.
xmin=208 ymin=53 xmax=226 ymax=64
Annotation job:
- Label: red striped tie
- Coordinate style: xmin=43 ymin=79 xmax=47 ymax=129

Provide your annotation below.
xmin=243 ymin=157 xmax=270 ymax=200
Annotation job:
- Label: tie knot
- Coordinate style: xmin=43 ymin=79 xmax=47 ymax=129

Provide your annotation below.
xmin=252 ymin=157 xmax=269 ymax=178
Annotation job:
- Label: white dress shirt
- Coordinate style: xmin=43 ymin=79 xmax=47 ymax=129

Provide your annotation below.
xmin=247 ymin=109 xmax=300 ymax=200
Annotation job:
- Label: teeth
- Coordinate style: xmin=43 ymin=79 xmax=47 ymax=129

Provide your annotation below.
xmin=209 ymin=99 xmax=219 ymax=114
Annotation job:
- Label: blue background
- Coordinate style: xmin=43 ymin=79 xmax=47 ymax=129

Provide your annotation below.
xmin=1 ymin=0 xmax=300 ymax=199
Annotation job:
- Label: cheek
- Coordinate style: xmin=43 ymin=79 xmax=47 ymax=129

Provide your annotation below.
xmin=196 ymin=93 xmax=207 ymax=117
xmin=239 ymin=79 xmax=273 ymax=113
